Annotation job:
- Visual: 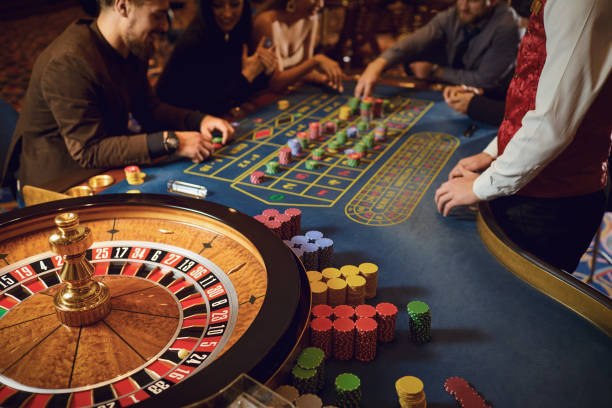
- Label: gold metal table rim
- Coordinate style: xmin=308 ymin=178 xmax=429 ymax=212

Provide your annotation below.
xmin=477 ymin=201 xmax=612 ymax=337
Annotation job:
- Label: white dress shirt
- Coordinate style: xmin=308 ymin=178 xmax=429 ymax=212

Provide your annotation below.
xmin=473 ymin=0 xmax=612 ymax=200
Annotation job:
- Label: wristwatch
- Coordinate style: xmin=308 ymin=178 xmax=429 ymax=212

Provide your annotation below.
xmin=163 ymin=131 xmax=179 ymax=154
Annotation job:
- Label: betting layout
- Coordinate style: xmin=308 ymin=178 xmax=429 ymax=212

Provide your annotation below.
xmin=183 ymin=92 xmax=460 ymax=226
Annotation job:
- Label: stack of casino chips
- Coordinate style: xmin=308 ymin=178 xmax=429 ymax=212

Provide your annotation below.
xmin=346 ymin=275 xmax=366 ymax=305
xmin=376 ymin=302 xmax=398 ymax=342
xmin=339 ymin=106 xmax=352 ymax=121
xmin=278 ymin=147 xmax=292 ymax=164
xmin=275 ymin=385 xmax=300 ymax=404
xmin=346 ymin=153 xmax=360 ymax=168
xmin=212 ymin=136 xmax=223 ymax=149
xmin=374 ymin=124 xmax=387 ymax=141
xmin=278 ymin=99 xmax=290 ymax=110
xmin=348 ymin=97 xmax=360 ymax=115
xmin=444 ymin=377 xmax=492 ymax=408
xmin=288 ymin=138 xmax=303 ymax=157
xmin=373 ymin=98 xmax=384 ymax=118
xmin=395 ymin=376 xmax=427 ymax=408
xmin=327 ymin=141 xmax=340 ymax=153
xmin=310 ymin=316 xmax=333 ymax=357
xmin=406 ymin=300 xmax=432 ymax=344
xmin=354 ymin=317 xmax=377 ymax=362
xmin=360 ymin=99 xmax=373 ymax=122
xmin=359 ymin=262 xmax=378 ymax=299
xmin=124 ymin=165 xmax=145 ymax=185
xmin=334 ymin=373 xmax=362 ymax=408
xmin=310 ymin=280 xmax=328 ymax=306
xmin=357 ymin=121 xmax=368 ymax=132
xmin=335 ymin=130 xmax=347 ymax=145
xmin=250 ymin=170 xmax=265 ymax=184
xmin=347 ymin=125 xmax=358 ymax=139
xmin=295 ymin=394 xmax=324 ymax=408
xmin=265 ymin=160 xmax=280 ymax=174
xmin=312 ymin=148 xmax=325 ymax=160
xmin=326 ymin=277 xmax=347 ymax=307
xmin=255 ymin=207 xmax=301 ymax=240
xmin=306 ymin=160 xmax=319 ymax=170
xmin=309 ymin=122 xmax=320 ymax=140
xmin=297 ymin=347 xmax=326 ymax=392
xmin=324 ymin=121 xmax=337 ymax=134
xmin=292 ymin=365 xmax=319 ymax=395
xmin=332 ymin=318 xmax=355 ymax=360
xmin=298 ymin=132 xmax=310 ymax=148
xmin=382 ymin=99 xmax=391 ymax=114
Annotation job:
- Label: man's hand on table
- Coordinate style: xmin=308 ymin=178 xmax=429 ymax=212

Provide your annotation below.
xmin=175 ymin=131 xmax=215 ymax=163
xmin=434 ymin=164 xmax=481 ymax=216
xmin=200 ymin=115 xmax=235 ymax=144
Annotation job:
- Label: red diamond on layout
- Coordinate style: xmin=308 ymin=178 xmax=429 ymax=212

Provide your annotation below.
xmin=255 ymin=129 xmax=272 ymax=139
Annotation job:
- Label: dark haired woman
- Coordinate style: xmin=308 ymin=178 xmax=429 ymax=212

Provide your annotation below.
xmin=253 ymin=0 xmax=344 ymax=92
xmin=156 ymin=0 xmax=277 ymax=116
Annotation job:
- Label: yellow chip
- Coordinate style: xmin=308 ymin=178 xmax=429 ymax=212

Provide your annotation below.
xmin=278 ymin=99 xmax=290 ymax=110
xmin=306 ymin=270 xmax=323 ymax=282
xmin=126 ymin=190 xmax=141 ymax=194
xmin=359 ymin=262 xmax=378 ymax=275
xmin=326 ymin=277 xmax=347 ymax=290
xmin=395 ymin=376 xmax=424 ymax=395
xmin=340 ymin=264 xmax=360 ymax=278
xmin=310 ymin=280 xmax=328 ymax=305
xmin=346 ymin=275 xmax=366 ymax=288
xmin=322 ymin=267 xmax=341 ymax=281
xmin=178 ymin=349 xmax=190 ymax=359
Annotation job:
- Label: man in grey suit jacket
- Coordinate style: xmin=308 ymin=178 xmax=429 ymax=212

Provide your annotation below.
xmin=355 ymin=0 xmax=520 ymax=97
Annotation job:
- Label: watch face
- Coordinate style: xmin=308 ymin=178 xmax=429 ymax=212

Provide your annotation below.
xmin=166 ymin=134 xmax=179 ymax=152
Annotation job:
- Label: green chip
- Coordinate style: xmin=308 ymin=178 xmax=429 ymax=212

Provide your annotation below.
xmin=212 ymin=136 xmax=223 ymax=144
xmin=335 ymin=373 xmax=360 ymax=392
xmin=305 ymin=160 xmax=319 ymax=170
xmin=407 ymin=300 xmax=429 ymax=315
xmin=298 ymin=347 xmax=325 ymax=369
xmin=292 ymin=365 xmax=317 ymax=380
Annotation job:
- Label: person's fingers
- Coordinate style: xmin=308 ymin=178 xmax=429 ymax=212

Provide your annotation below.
xmin=354 ymin=79 xmax=364 ymax=98
xmin=443 ymin=87 xmax=453 ymax=100
xmin=242 ymin=44 xmax=248 ymax=60
xmin=448 ymin=165 xmax=463 ymax=180
xmin=200 ymin=128 xmax=211 ymax=140
xmin=442 ymin=197 xmax=456 ymax=216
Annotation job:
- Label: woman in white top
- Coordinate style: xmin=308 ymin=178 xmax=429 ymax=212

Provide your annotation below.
xmin=253 ymin=0 xmax=344 ymax=92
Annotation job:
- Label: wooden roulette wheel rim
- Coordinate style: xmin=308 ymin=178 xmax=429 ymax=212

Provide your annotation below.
xmin=0 ymin=194 xmax=310 ymax=407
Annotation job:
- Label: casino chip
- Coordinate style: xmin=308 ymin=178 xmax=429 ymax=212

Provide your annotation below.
xmin=275 ymin=385 xmax=300 ymax=403
xmin=250 ymin=171 xmax=265 ymax=184
xmin=355 ymin=317 xmax=377 ymax=362
xmin=395 ymin=376 xmax=427 ymax=408
xmin=332 ymin=318 xmax=355 ymax=360
xmin=406 ymin=300 xmax=431 ymax=344
xmin=334 ymin=373 xmax=361 ymax=408
xmin=444 ymin=377 xmax=492 ymax=408
xmin=376 ymin=302 xmax=398 ymax=342
xmin=278 ymin=99 xmax=290 ymax=110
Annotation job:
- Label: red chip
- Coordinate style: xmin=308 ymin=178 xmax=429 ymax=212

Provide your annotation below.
xmin=312 ymin=304 xmax=333 ymax=319
xmin=262 ymin=208 xmax=280 ymax=219
xmin=311 ymin=317 xmax=333 ymax=331
xmin=253 ymin=215 xmax=267 ymax=223
xmin=297 ymin=132 xmax=308 ymax=139
xmin=333 ymin=305 xmax=355 ymax=320
xmin=265 ymin=220 xmax=282 ymax=229
xmin=355 ymin=317 xmax=377 ymax=332
xmin=355 ymin=304 xmax=376 ymax=319
xmin=285 ymin=208 xmax=302 ymax=217
xmin=333 ymin=317 xmax=355 ymax=332
xmin=348 ymin=153 xmax=362 ymax=160
xmin=275 ymin=213 xmax=291 ymax=223
xmin=376 ymin=302 xmax=398 ymax=317
xmin=124 ymin=165 xmax=139 ymax=173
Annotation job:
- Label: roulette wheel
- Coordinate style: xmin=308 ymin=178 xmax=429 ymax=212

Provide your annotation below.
xmin=0 ymin=194 xmax=310 ymax=407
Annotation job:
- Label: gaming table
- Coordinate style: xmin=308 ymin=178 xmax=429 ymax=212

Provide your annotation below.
xmin=0 ymin=83 xmax=611 ymax=407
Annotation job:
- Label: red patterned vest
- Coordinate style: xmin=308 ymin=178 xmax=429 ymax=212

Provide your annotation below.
xmin=497 ymin=0 xmax=612 ymax=197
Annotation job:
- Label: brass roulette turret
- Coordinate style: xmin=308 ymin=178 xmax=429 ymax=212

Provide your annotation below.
xmin=48 ymin=212 xmax=111 ymax=326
